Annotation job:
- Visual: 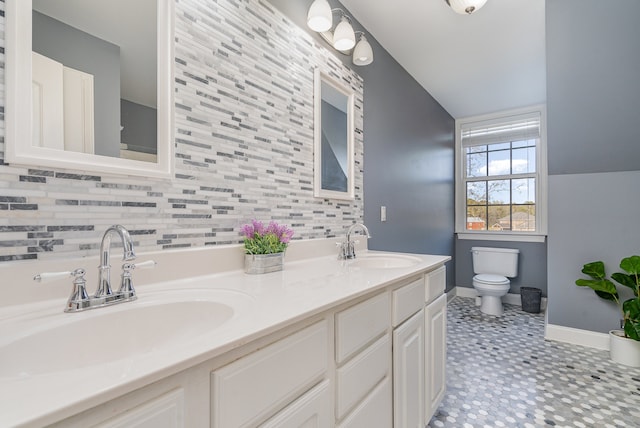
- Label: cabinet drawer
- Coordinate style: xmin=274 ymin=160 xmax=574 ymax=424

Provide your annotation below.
xmin=392 ymin=277 xmax=425 ymax=327
xmin=260 ymin=380 xmax=330 ymax=428
xmin=425 ymin=265 xmax=446 ymax=304
xmin=336 ymin=334 xmax=391 ymax=419
xmin=211 ymin=321 xmax=328 ymax=428
xmin=94 ymin=389 xmax=184 ymax=428
xmin=335 ymin=292 xmax=390 ymax=364
xmin=337 ymin=376 xmax=392 ymax=428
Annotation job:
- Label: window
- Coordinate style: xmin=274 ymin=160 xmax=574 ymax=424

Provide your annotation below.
xmin=456 ymin=107 xmax=547 ymax=242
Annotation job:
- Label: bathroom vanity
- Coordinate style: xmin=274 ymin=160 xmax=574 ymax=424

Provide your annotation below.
xmin=0 ymin=242 xmax=449 ymax=427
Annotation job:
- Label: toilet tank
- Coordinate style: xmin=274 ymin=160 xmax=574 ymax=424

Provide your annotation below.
xmin=471 ymin=247 xmax=519 ymax=277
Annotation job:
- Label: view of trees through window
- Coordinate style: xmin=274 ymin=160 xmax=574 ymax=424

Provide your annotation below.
xmin=465 ymin=140 xmax=536 ymax=231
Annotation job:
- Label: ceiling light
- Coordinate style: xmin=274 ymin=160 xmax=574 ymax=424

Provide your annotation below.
xmin=352 ymin=34 xmax=373 ymax=66
xmin=306 ymin=2 xmax=374 ymax=66
xmin=445 ymin=0 xmax=488 ymax=15
xmin=307 ymin=0 xmax=332 ymax=32
xmin=333 ymin=16 xmax=356 ymax=51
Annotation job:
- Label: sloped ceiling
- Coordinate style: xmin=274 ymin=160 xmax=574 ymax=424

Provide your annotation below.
xmin=340 ymin=0 xmax=546 ymax=119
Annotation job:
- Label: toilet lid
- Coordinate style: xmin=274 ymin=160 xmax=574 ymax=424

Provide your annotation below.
xmin=475 ymin=274 xmax=509 ymax=283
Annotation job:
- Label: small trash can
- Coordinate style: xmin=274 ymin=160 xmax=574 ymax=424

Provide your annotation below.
xmin=520 ymin=287 xmax=542 ymax=313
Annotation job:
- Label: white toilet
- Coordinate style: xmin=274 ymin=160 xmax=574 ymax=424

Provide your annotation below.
xmin=471 ymin=247 xmax=519 ymax=316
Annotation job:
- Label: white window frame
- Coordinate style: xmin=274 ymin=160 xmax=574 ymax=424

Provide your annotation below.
xmin=455 ymin=105 xmax=548 ymax=243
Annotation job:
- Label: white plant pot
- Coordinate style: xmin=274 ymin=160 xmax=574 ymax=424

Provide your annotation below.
xmin=609 ymin=330 xmax=640 ymax=367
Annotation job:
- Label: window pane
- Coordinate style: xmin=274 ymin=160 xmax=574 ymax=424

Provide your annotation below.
xmin=466 ymin=145 xmax=487 ymax=153
xmin=466 ymin=152 xmax=487 ymax=177
xmin=488 ymin=142 xmax=510 ymax=151
xmin=466 ymin=207 xmax=487 ymax=230
xmin=512 ymin=178 xmax=535 ymax=204
xmin=487 ymin=180 xmax=510 ymax=204
xmin=467 ymin=181 xmax=487 ymax=203
xmin=512 ymin=139 xmax=536 ymax=149
xmin=512 ymin=147 xmax=536 ymax=174
xmin=511 ymin=205 xmax=536 ymax=231
xmin=487 ymin=150 xmax=510 ymax=176
xmin=488 ymin=205 xmax=510 ymax=230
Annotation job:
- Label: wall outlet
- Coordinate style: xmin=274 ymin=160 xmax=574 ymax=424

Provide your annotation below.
xmin=381 ymin=205 xmax=387 ymax=222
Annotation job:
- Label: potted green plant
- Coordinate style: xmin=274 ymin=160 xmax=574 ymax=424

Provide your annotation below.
xmin=575 ymin=255 xmax=640 ymax=367
xmin=241 ymin=220 xmax=294 ymax=274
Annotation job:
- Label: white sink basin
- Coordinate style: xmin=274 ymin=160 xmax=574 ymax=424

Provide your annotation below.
xmin=348 ymin=253 xmax=422 ymax=269
xmin=0 ymin=288 xmax=252 ymax=379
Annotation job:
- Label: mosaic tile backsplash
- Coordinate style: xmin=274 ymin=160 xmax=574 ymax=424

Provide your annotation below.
xmin=0 ymin=0 xmax=364 ymax=262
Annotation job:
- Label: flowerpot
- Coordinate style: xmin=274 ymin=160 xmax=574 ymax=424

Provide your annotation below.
xmin=244 ymin=252 xmax=284 ymax=274
xmin=609 ymin=330 xmax=640 ymax=367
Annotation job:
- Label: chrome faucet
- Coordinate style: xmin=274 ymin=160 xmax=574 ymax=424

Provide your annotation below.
xmin=34 ymin=225 xmax=155 ymax=312
xmin=96 ymin=224 xmax=136 ymax=298
xmin=339 ymin=222 xmax=371 ymax=260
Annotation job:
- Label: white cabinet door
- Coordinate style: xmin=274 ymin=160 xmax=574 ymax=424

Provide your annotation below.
xmin=94 ymin=389 xmax=184 ymax=428
xmin=393 ymin=309 xmax=425 ymax=428
xmin=424 ymin=294 xmax=447 ymax=423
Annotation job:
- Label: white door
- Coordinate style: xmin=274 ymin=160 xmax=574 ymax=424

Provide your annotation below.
xmin=393 ymin=309 xmax=425 ymax=428
xmin=32 ymin=52 xmax=95 ymax=154
xmin=32 ymin=52 xmax=64 ymax=150
xmin=424 ymin=294 xmax=447 ymax=423
xmin=63 ymin=66 xmax=95 ymax=154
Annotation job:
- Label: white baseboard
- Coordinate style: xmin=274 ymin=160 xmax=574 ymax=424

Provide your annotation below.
xmin=454 ymin=286 xmax=548 ymax=311
xmin=545 ymin=323 xmax=609 ymax=351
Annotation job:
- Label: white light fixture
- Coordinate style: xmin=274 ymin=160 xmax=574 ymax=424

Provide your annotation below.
xmin=306 ymin=2 xmax=374 ymax=66
xmin=307 ymin=0 xmax=332 ymax=32
xmin=332 ymin=16 xmax=356 ymax=51
xmin=445 ymin=0 xmax=488 ymax=15
xmin=352 ymin=34 xmax=373 ymax=66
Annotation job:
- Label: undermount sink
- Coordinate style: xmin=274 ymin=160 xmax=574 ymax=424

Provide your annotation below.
xmin=0 ymin=288 xmax=252 ymax=379
xmin=347 ymin=253 xmax=422 ymax=269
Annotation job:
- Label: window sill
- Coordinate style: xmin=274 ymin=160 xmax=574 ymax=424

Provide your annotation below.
xmin=456 ymin=233 xmax=546 ymax=243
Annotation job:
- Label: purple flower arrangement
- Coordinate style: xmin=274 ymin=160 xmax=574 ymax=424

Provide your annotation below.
xmin=241 ymin=220 xmax=294 ymax=255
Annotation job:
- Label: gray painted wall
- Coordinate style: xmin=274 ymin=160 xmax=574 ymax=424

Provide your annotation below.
xmin=546 ymin=0 xmax=640 ymax=175
xmin=121 ymin=100 xmax=157 ymax=155
xmin=546 ymin=0 xmax=640 ymax=333
xmin=455 ymin=239 xmax=548 ymax=296
xmin=32 ymin=11 xmax=121 ymax=158
xmin=269 ymin=0 xmax=456 ymax=289
xmin=547 ymin=171 xmax=640 ymax=332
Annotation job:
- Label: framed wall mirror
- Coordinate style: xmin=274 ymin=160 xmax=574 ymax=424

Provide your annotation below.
xmin=313 ymin=69 xmax=355 ymax=200
xmin=5 ymin=0 xmax=174 ymax=178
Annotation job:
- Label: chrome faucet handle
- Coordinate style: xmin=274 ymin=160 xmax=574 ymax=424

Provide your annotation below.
xmin=336 ymin=241 xmax=349 ymax=259
xmin=34 ymin=268 xmax=90 ymax=312
xmin=119 ymin=260 xmax=156 ymax=300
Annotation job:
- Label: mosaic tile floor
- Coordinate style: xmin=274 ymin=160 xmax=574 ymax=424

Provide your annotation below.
xmin=427 ymin=297 xmax=640 ymax=428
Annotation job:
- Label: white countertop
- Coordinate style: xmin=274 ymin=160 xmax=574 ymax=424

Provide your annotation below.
xmin=0 ymin=249 xmax=450 ymax=427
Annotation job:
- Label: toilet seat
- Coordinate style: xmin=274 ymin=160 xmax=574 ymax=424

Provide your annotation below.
xmin=473 ymin=274 xmax=509 ymax=285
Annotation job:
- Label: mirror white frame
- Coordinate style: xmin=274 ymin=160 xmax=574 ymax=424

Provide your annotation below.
xmin=5 ymin=0 xmax=174 ymax=179
xmin=313 ymin=68 xmax=355 ymax=200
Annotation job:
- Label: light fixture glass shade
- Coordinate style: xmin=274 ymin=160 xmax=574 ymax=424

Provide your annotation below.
xmin=307 ymin=0 xmax=332 ymax=32
xmin=333 ymin=17 xmax=356 ymax=51
xmin=446 ymin=0 xmax=488 ymax=15
xmin=352 ymin=35 xmax=373 ymax=66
